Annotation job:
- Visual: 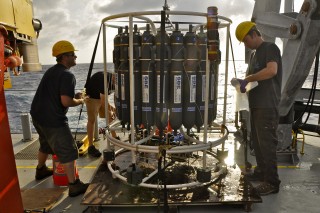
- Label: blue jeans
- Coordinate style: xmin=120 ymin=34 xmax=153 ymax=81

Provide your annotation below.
xmin=250 ymin=108 xmax=281 ymax=186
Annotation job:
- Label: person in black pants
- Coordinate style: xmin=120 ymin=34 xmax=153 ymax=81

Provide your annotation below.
xmin=234 ymin=21 xmax=282 ymax=196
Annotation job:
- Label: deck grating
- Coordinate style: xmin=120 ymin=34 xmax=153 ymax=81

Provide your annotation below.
xmin=14 ymin=133 xmax=86 ymax=160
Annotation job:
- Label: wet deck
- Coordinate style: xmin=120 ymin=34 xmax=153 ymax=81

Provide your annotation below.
xmin=13 ymin=129 xmax=320 ymax=213
xmin=82 ymin=152 xmax=261 ymax=211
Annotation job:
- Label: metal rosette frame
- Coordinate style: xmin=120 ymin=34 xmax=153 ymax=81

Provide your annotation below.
xmin=100 ymin=9 xmax=233 ymax=189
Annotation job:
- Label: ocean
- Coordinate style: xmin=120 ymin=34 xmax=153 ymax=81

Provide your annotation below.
xmin=5 ymin=63 xmax=110 ymax=133
xmin=4 ymin=61 xmax=319 ymax=134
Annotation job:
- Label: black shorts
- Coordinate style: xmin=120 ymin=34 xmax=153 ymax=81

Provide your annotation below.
xmin=32 ymin=118 xmax=78 ymax=163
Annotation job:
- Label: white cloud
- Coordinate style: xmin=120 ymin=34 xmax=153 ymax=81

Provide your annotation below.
xmin=32 ymin=0 xmax=253 ymax=64
xmin=33 ymin=0 xmax=284 ymax=65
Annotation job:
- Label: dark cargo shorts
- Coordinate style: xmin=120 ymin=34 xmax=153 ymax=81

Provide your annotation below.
xmin=32 ymin=118 xmax=78 ymax=163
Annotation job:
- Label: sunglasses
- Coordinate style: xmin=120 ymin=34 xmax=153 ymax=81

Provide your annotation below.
xmin=65 ymin=53 xmax=76 ymax=57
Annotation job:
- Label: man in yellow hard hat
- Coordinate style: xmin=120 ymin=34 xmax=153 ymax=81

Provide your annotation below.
xmin=234 ymin=21 xmax=282 ymax=195
xmin=30 ymin=40 xmax=89 ymax=197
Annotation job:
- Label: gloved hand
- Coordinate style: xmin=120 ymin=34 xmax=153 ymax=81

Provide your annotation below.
xmin=237 ymin=79 xmax=248 ymax=93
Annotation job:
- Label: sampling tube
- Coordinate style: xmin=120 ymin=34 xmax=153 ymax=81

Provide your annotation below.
xmin=155 ymin=29 xmax=170 ymax=135
xmin=119 ymin=26 xmax=130 ymax=128
xmin=195 ymin=25 xmax=207 ymax=132
xmin=114 ymin=27 xmax=123 ymax=121
xmin=182 ymin=24 xmax=199 ymax=134
xmin=133 ymin=24 xmax=142 ymax=126
xmin=140 ymin=24 xmax=155 ymax=130
xmin=169 ymin=23 xmax=184 ymax=134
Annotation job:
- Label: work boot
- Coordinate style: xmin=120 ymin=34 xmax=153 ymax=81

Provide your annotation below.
xmin=35 ymin=165 xmax=53 ymax=180
xmin=245 ymin=171 xmax=264 ymax=181
xmin=88 ymin=145 xmax=102 ymax=157
xmin=68 ymin=179 xmax=90 ymax=197
xmin=255 ymin=182 xmax=279 ymax=196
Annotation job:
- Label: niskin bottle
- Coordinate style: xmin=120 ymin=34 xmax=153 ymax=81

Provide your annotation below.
xmin=183 ymin=25 xmax=199 ymax=134
xmin=119 ymin=26 xmax=129 ymax=128
xmin=169 ymin=23 xmax=184 ymax=134
xmin=195 ymin=26 xmax=206 ymax=132
xmin=141 ymin=24 xmax=155 ymax=129
xmin=133 ymin=24 xmax=142 ymax=126
xmin=155 ymin=29 xmax=170 ymax=135
xmin=114 ymin=27 xmax=123 ymax=121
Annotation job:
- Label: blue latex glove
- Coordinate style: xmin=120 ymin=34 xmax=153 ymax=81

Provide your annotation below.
xmin=237 ymin=79 xmax=248 ymax=93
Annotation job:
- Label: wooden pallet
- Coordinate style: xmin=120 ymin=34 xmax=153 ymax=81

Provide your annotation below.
xmin=22 ymin=188 xmax=66 ymax=212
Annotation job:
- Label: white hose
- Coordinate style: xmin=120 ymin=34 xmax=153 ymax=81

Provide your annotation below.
xmin=106 ymin=153 xmax=228 ymax=189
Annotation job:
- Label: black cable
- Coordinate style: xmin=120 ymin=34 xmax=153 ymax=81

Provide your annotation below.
xmin=301 ymin=51 xmax=319 ymax=125
xmin=84 ymin=23 xmax=103 ymax=89
xmin=159 ymin=10 xmax=165 ymax=137
xmin=162 ymin=149 xmax=169 ymax=213
xmin=293 ymin=48 xmax=319 ymax=128
xmin=74 ymin=24 xmax=102 ymax=141
xmin=228 ymin=30 xmax=240 ymax=129
xmin=157 ymin=154 xmax=162 ymax=213
xmin=228 ymin=30 xmax=237 ymax=78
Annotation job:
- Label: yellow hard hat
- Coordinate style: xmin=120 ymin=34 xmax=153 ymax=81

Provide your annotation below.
xmin=235 ymin=21 xmax=256 ymax=42
xmin=52 ymin=40 xmax=77 ymax=57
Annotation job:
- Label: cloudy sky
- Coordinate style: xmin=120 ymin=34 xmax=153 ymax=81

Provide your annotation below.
xmin=32 ymin=0 xmax=302 ymax=65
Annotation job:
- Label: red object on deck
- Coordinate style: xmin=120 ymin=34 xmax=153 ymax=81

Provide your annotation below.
xmin=52 ymin=155 xmax=79 ymax=186
xmin=0 ymin=25 xmax=24 ymax=213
